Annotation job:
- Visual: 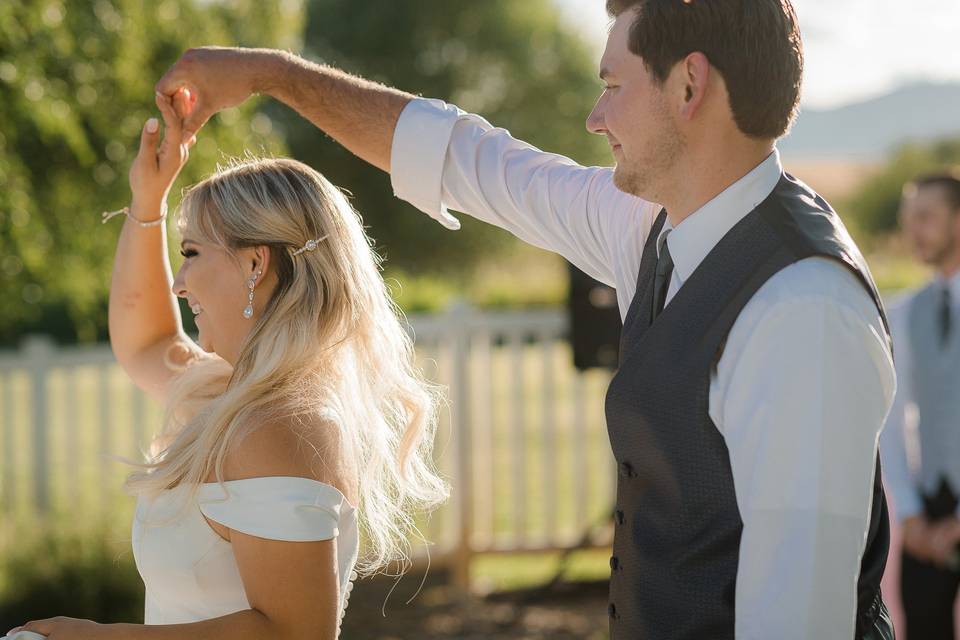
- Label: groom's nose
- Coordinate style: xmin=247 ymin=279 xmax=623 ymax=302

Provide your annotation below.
xmin=586 ymin=98 xmax=607 ymax=135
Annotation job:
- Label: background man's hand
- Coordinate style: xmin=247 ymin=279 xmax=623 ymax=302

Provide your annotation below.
xmin=155 ymin=46 xmax=273 ymax=144
xmin=903 ymin=515 xmax=960 ymax=568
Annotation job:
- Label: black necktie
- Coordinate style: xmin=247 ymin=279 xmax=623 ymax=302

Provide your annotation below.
xmin=940 ymin=285 xmax=952 ymax=346
xmin=651 ymin=232 xmax=674 ymax=323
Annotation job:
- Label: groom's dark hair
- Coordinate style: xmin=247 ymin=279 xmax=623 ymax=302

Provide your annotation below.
xmin=606 ymin=0 xmax=803 ymax=140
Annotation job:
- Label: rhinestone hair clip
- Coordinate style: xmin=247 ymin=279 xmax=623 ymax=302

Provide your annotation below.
xmin=290 ymin=234 xmax=329 ymax=257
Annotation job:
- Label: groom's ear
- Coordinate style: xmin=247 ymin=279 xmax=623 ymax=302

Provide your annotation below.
xmin=675 ymin=52 xmax=711 ymax=122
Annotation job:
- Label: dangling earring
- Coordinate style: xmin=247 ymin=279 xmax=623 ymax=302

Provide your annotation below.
xmin=243 ymin=269 xmax=262 ymax=319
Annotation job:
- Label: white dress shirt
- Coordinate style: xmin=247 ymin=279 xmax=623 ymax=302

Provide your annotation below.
xmin=880 ymin=271 xmax=960 ymax=522
xmin=390 ymin=97 xmax=897 ymax=639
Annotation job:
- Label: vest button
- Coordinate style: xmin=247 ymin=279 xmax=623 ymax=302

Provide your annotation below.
xmin=619 ymin=461 xmax=634 ymax=478
xmin=610 ymin=556 xmax=620 ymax=570
xmin=608 ymin=603 xmax=619 ymax=619
xmin=615 ymin=509 xmax=625 ymax=525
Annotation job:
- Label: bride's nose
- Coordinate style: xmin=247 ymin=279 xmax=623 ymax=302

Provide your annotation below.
xmin=172 ymin=269 xmax=188 ymax=298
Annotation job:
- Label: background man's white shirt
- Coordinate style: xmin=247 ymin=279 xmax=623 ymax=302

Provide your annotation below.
xmin=880 ymin=271 xmax=960 ymax=522
xmin=390 ymin=97 xmax=897 ymax=639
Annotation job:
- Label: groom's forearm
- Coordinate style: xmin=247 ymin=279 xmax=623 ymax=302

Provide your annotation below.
xmin=103 ymin=608 xmax=318 ymax=640
xmin=256 ymin=50 xmax=414 ymax=174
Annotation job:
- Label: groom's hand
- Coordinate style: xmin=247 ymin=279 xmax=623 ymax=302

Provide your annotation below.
xmin=155 ymin=46 xmax=274 ymax=144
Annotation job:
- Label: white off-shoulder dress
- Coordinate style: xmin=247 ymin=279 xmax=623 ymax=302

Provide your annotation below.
xmin=130 ymin=476 xmax=359 ymax=633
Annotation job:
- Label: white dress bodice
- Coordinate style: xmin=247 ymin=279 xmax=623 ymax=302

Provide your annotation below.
xmin=130 ymin=476 xmax=359 ymax=634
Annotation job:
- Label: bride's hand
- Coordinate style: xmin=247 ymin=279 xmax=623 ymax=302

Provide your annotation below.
xmin=6 ymin=615 xmax=104 ymax=639
xmin=128 ymin=88 xmax=197 ymax=214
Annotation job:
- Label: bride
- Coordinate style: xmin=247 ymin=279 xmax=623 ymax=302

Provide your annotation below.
xmin=7 ymin=89 xmax=447 ymax=639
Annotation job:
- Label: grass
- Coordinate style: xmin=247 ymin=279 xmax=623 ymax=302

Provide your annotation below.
xmin=472 ymin=548 xmax=612 ymax=594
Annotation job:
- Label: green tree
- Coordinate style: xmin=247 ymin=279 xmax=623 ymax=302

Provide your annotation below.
xmin=0 ymin=0 xmax=304 ymax=346
xmin=274 ymin=0 xmax=610 ymax=272
xmin=844 ymin=138 xmax=960 ymax=237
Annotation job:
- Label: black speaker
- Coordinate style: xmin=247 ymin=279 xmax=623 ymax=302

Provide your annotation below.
xmin=567 ymin=262 xmax=621 ymax=371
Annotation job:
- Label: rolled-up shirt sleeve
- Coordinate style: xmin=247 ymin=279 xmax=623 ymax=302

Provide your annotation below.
xmin=389 ymin=97 xmax=659 ymax=288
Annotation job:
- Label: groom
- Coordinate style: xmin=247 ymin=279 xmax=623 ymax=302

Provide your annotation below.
xmin=157 ymin=1 xmax=896 ymax=637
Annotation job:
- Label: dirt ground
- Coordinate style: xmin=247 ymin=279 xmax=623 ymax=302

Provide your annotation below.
xmin=339 ymin=569 xmax=610 ymax=640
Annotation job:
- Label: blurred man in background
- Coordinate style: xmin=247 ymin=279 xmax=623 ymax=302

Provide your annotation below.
xmin=882 ymin=171 xmax=960 ymax=640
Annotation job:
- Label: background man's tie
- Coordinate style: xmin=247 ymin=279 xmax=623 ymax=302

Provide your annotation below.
xmin=940 ymin=284 xmax=952 ymax=346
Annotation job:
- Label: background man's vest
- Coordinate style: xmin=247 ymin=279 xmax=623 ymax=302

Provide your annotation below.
xmin=908 ymin=282 xmax=960 ymax=503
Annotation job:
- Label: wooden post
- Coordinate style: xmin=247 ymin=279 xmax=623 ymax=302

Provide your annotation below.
xmin=23 ymin=335 xmax=53 ymax=518
xmin=448 ymin=300 xmax=473 ymax=592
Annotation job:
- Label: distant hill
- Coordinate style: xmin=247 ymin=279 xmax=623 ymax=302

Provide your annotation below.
xmin=779 ymin=81 xmax=960 ymax=161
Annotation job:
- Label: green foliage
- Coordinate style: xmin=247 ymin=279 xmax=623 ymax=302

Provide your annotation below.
xmin=0 ymin=0 xmax=304 ymax=346
xmin=276 ymin=0 xmax=610 ymax=273
xmin=1 ymin=0 xmax=608 ymax=345
xmin=843 ymin=138 xmax=960 ymax=237
xmin=0 ymin=523 xmax=144 ymax=626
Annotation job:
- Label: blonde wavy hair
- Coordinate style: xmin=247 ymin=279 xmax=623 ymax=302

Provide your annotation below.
xmin=114 ymin=156 xmax=448 ymax=575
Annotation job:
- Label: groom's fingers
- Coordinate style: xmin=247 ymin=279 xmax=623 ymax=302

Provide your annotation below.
xmin=154 ymin=59 xmax=196 ymax=103
xmin=158 ymin=84 xmax=208 ymax=145
xmin=157 ymin=76 xmax=209 ymax=143
xmin=155 ymin=49 xmax=217 ymax=144
xmin=181 ymin=107 xmax=212 ymax=146
xmin=172 ymin=87 xmax=193 ymax=120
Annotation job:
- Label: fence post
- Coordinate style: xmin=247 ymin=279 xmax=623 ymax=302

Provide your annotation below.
xmin=2 ymin=371 xmax=14 ymax=513
xmin=23 ymin=335 xmax=54 ymax=518
xmin=447 ymin=300 xmax=473 ymax=592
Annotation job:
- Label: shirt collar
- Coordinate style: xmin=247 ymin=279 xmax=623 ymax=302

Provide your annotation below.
xmin=934 ymin=269 xmax=960 ymax=303
xmin=656 ymin=149 xmax=783 ymax=283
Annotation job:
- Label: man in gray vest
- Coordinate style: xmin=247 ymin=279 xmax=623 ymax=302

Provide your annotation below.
xmin=881 ymin=172 xmax=960 ymax=640
xmin=156 ymin=0 xmax=896 ymax=637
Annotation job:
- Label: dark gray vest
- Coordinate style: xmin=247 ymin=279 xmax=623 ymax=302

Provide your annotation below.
xmin=908 ymin=282 xmax=960 ymax=499
xmin=603 ymin=173 xmax=892 ymax=639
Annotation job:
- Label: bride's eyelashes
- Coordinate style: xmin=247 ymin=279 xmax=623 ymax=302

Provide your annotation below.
xmin=179 ymin=249 xmax=198 ymax=258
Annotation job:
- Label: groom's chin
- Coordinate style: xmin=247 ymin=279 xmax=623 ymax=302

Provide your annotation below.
xmin=612 ymin=165 xmax=647 ymax=199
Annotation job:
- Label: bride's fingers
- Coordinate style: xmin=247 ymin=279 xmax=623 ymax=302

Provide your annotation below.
xmin=154 ymin=92 xmax=182 ymax=145
xmin=136 ymin=117 xmax=160 ymax=166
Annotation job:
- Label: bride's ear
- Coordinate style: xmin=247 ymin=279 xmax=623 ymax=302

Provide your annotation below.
xmin=246 ymin=245 xmax=271 ymax=285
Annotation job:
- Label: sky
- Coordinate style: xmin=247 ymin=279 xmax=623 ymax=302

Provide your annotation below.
xmin=554 ymin=0 xmax=960 ymax=110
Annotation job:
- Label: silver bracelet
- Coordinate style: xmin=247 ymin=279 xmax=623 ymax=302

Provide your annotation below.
xmin=101 ymin=204 xmax=167 ymax=227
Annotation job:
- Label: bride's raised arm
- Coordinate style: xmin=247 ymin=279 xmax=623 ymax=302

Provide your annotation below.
xmin=107 ymin=90 xmax=202 ymax=405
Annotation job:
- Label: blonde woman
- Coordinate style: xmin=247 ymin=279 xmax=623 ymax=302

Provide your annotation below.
xmin=7 ymin=90 xmax=447 ymax=640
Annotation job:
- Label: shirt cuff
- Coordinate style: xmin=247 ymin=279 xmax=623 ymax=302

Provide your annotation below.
xmin=390 ymin=97 xmax=464 ymax=230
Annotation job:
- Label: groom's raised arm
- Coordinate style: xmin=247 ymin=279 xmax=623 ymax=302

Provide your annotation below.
xmin=156 ymin=47 xmax=660 ymax=289
xmin=156 ymin=47 xmax=411 ymax=174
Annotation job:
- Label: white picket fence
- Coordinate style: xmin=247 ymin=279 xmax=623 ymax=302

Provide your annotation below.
xmin=0 ymin=303 xmax=617 ymax=586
